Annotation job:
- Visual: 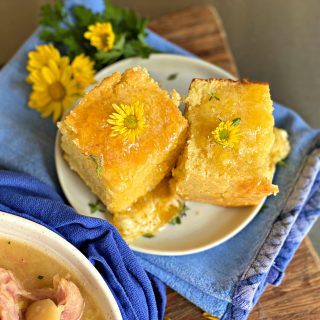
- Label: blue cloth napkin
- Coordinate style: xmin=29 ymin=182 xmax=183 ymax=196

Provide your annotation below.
xmin=0 ymin=0 xmax=320 ymax=319
xmin=0 ymin=170 xmax=165 ymax=320
xmin=137 ymin=106 xmax=320 ymax=319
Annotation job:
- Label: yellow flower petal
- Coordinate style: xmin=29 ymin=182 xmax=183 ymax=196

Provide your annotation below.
xmin=26 ymin=45 xmax=83 ymax=122
xmin=107 ymin=102 xmax=147 ymax=143
xmin=42 ymin=67 xmax=56 ymax=84
xmin=84 ymin=22 xmax=115 ymax=51
xmin=212 ymin=118 xmax=241 ymax=147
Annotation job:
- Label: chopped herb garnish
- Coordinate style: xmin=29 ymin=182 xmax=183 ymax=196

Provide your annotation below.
xmin=231 ymin=118 xmax=241 ymax=126
xmin=143 ymin=233 xmax=154 ymax=238
xmin=170 ymin=202 xmax=189 ymax=225
xmin=208 ymin=90 xmax=220 ymax=101
xmin=277 ymin=159 xmax=287 ymax=167
xmin=37 ymin=275 xmax=44 ymax=280
xmin=259 ymin=204 xmax=268 ymax=214
xmin=167 ymin=73 xmax=178 ymax=81
xmin=89 ymin=199 xmax=106 ymax=214
xmin=89 ymin=155 xmax=103 ymax=176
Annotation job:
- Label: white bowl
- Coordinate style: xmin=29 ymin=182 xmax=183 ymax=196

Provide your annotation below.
xmin=0 ymin=211 xmax=122 ymax=320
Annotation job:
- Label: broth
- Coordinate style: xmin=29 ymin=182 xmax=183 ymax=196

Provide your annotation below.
xmin=0 ymin=237 xmax=105 ymax=319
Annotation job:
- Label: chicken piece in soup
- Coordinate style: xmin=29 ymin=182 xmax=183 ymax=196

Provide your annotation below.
xmin=0 ymin=238 xmax=105 ymax=320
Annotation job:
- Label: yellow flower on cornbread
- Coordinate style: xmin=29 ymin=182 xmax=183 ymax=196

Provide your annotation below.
xmin=212 ymin=118 xmax=241 ymax=147
xmin=107 ymin=101 xmax=148 ymax=143
xmin=26 ymin=44 xmax=68 ymax=83
xmin=84 ymin=22 xmax=115 ymax=51
xmin=71 ymin=54 xmax=96 ymax=90
xmin=28 ymin=60 xmax=81 ymax=122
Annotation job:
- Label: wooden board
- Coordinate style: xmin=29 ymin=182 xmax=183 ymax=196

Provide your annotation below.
xmin=149 ymin=4 xmax=239 ymax=77
xmin=149 ymin=5 xmax=320 ymax=320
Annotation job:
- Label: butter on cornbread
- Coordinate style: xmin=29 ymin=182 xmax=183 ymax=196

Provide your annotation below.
xmin=58 ymin=66 xmax=188 ymax=213
xmin=171 ymin=78 xmax=288 ymax=207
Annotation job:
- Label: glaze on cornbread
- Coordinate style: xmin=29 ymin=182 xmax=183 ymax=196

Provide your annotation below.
xmin=172 ymin=78 xmax=285 ymax=207
xmin=58 ymin=67 xmax=188 ymax=213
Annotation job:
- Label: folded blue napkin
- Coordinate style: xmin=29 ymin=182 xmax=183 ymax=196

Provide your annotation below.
xmin=0 ymin=170 xmax=165 ymax=320
xmin=0 ymin=1 xmax=319 ymax=320
xmin=137 ymin=106 xmax=320 ymax=318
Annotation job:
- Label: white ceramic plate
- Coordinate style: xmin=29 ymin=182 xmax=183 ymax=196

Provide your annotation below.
xmin=55 ymin=54 xmax=264 ymax=256
xmin=0 ymin=211 xmax=122 ymax=319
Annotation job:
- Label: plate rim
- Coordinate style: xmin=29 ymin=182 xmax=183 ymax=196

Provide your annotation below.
xmin=55 ymin=53 xmax=265 ymax=256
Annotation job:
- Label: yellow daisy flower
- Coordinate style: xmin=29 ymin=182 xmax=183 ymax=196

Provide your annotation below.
xmin=212 ymin=118 xmax=241 ymax=147
xmin=84 ymin=22 xmax=115 ymax=51
xmin=28 ymin=60 xmax=81 ymax=122
xmin=107 ymin=101 xmax=148 ymax=143
xmin=71 ymin=54 xmax=96 ymax=90
xmin=26 ymin=44 xmax=68 ymax=83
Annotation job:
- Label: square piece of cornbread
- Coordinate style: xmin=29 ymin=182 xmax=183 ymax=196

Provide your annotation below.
xmin=172 ymin=79 xmax=279 ymax=207
xmin=58 ymin=67 xmax=187 ymax=213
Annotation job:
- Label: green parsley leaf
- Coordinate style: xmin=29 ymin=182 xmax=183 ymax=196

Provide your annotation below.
xmin=231 ymin=118 xmax=241 ymax=126
xmin=167 ymin=73 xmax=178 ymax=81
xmin=277 ymin=159 xmax=287 ymax=167
xmin=89 ymin=155 xmax=103 ymax=176
xmin=208 ymin=90 xmax=220 ymax=101
xmin=89 ymin=199 xmax=106 ymax=214
xmin=37 ymin=275 xmax=44 ymax=280
xmin=39 ymin=0 xmax=66 ymax=28
xmin=39 ymin=0 xmax=155 ymax=70
xmin=259 ymin=204 xmax=268 ymax=214
xmin=169 ymin=202 xmax=189 ymax=225
xmin=143 ymin=233 xmax=154 ymax=238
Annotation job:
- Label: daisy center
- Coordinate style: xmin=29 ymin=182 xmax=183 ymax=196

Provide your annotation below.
xmin=102 ymin=35 xmax=111 ymax=46
xmin=219 ymin=129 xmax=230 ymax=141
xmin=48 ymin=81 xmax=66 ymax=101
xmin=124 ymin=115 xmax=138 ymax=129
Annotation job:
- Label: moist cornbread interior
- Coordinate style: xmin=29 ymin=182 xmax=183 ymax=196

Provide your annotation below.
xmin=172 ymin=78 xmax=288 ymax=207
xmin=112 ymin=178 xmax=181 ymax=243
xmin=58 ymin=67 xmax=188 ymax=213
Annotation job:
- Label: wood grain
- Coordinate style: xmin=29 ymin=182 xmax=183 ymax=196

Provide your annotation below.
xmin=149 ymin=4 xmax=239 ymax=78
xmin=150 ymin=4 xmax=320 ymax=320
xmin=163 ymin=239 xmax=320 ymax=319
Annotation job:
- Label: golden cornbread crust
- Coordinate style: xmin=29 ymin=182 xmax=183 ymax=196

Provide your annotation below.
xmin=58 ymin=66 xmax=188 ymax=213
xmin=112 ymin=178 xmax=181 ymax=243
xmin=190 ymin=78 xmax=270 ymax=86
xmin=172 ymin=78 xmax=288 ymax=207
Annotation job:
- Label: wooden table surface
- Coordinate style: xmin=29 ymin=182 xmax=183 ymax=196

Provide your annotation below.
xmin=149 ymin=5 xmax=320 ymax=320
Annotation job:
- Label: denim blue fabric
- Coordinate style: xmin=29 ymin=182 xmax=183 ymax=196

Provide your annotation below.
xmin=0 ymin=170 xmax=165 ymax=320
xmin=0 ymin=0 xmax=319 ymax=319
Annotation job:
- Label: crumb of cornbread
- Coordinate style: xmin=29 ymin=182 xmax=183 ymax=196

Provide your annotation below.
xmin=112 ymin=178 xmax=181 ymax=243
xmin=58 ymin=66 xmax=188 ymax=213
xmin=269 ymin=128 xmax=290 ymax=171
xmin=171 ymin=78 xmax=282 ymax=207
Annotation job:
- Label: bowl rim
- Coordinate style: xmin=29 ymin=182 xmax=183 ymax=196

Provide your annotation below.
xmin=0 ymin=210 xmax=122 ymax=320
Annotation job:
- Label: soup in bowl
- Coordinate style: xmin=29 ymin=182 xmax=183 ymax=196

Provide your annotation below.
xmin=0 ymin=211 xmax=122 ymax=320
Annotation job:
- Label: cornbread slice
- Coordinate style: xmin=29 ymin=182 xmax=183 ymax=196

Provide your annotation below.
xmin=172 ymin=79 xmax=280 ymax=207
xmin=58 ymin=67 xmax=188 ymax=213
xmin=269 ymin=128 xmax=290 ymax=171
xmin=112 ymin=178 xmax=181 ymax=243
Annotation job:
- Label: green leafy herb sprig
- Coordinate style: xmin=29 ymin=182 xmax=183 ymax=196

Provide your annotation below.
xmin=170 ymin=202 xmax=189 ymax=225
xmin=89 ymin=199 xmax=106 ymax=214
xmin=39 ymin=0 xmax=155 ymax=70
